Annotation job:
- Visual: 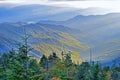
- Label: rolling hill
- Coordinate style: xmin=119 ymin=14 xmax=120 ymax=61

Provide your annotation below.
xmin=39 ymin=13 xmax=120 ymax=63
xmin=0 ymin=22 xmax=88 ymax=63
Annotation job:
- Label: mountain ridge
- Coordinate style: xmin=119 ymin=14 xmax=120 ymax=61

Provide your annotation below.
xmin=0 ymin=22 xmax=87 ymax=63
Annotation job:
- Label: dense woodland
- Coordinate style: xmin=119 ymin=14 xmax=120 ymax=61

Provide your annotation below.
xmin=0 ymin=43 xmax=120 ymax=80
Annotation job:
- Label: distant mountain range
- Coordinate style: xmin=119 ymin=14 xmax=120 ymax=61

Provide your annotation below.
xmin=0 ymin=4 xmax=120 ymax=65
xmin=40 ymin=13 xmax=120 ymax=63
xmin=40 ymin=13 xmax=120 ymax=44
xmin=0 ymin=4 xmax=109 ymax=22
xmin=0 ymin=4 xmax=78 ymax=22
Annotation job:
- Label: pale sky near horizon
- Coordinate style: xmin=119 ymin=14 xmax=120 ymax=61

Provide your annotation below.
xmin=0 ymin=0 xmax=120 ymax=14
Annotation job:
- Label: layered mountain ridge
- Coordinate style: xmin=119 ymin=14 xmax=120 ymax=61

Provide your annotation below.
xmin=39 ymin=13 xmax=120 ymax=63
xmin=0 ymin=4 xmax=120 ymax=64
xmin=0 ymin=22 xmax=88 ymax=63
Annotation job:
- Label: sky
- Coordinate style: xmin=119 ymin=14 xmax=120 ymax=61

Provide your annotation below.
xmin=0 ymin=0 xmax=120 ymax=14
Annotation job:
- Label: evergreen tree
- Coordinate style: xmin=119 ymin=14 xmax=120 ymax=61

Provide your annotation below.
xmin=39 ymin=55 xmax=48 ymax=71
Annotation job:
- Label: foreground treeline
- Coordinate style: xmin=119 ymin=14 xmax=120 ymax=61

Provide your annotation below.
xmin=0 ymin=44 xmax=120 ymax=80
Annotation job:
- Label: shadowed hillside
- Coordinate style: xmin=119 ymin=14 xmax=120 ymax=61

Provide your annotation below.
xmin=0 ymin=22 xmax=88 ymax=62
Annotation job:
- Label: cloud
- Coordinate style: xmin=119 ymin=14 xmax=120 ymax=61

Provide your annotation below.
xmin=48 ymin=0 xmax=118 ymax=1
xmin=0 ymin=0 xmax=120 ymax=14
xmin=49 ymin=0 xmax=81 ymax=1
xmin=0 ymin=0 xmax=25 ymax=3
xmin=0 ymin=0 xmax=80 ymax=1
